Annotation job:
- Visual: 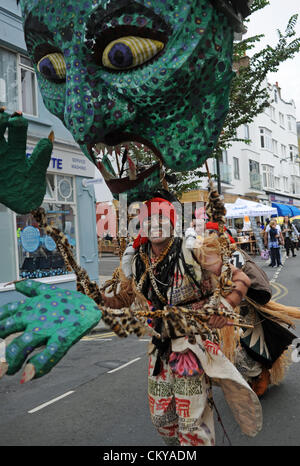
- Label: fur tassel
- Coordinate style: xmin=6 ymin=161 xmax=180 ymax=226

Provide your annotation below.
xmin=219 ymin=324 xmax=240 ymax=363
xmin=246 ymin=297 xmax=300 ymax=328
xmin=269 ymin=348 xmax=292 ymax=385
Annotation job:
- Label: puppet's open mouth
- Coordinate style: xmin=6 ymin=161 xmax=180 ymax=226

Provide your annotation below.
xmin=87 ymin=132 xmax=164 ymax=195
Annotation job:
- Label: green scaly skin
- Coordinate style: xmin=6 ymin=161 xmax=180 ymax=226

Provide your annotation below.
xmin=18 ymin=0 xmax=234 ymax=203
xmin=0 ymin=280 xmax=101 ymax=378
xmin=0 ymin=0 xmax=245 ymax=378
xmin=0 ymin=110 xmax=53 ymax=214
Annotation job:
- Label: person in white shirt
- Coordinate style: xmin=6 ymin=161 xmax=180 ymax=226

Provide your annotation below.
xmin=184 ymin=220 xmax=197 ymax=249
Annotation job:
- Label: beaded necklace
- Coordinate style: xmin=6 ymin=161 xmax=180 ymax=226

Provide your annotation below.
xmin=136 ymin=238 xmax=175 ymax=304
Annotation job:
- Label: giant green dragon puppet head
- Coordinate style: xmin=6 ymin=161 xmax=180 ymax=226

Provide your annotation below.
xmin=14 ymin=0 xmax=251 ymax=205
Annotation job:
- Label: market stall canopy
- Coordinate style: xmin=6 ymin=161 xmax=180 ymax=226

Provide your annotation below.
xmin=271 ymin=203 xmax=300 ymax=217
xmin=225 ymin=198 xmax=278 ymax=218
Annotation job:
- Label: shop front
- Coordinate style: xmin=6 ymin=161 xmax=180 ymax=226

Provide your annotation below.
xmin=0 ymin=142 xmax=99 ymax=306
xmin=268 ymin=192 xmax=300 ymax=217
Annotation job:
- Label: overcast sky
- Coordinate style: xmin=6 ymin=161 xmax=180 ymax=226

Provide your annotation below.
xmin=245 ymin=0 xmax=300 ymax=121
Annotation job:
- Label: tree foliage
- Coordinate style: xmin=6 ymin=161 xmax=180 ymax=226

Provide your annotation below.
xmin=100 ymin=1 xmax=300 ymax=198
xmin=217 ymin=1 xmax=300 ymax=154
xmin=176 ymin=0 xmax=300 ymax=194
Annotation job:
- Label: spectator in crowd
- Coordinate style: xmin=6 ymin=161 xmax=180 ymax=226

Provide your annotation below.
xmin=184 ymin=220 xmax=197 ymax=249
xmin=282 ymin=216 xmax=297 ymax=257
xmin=264 ymin=219 xmax=283 ymax=266
xmin=268 ymin=220 xmax=282 ymax=267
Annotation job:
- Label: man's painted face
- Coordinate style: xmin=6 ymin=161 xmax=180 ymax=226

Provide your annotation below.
xmin=20 ymin=0 xmax=235 ymax=200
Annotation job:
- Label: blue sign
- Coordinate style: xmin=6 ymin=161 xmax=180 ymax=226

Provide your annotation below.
xmin=44 ymin=235 xmax=56 ymax=252
xmin=26 ymin=148 xmax=62 ymax=170
xmin=20 ymin=226 xmax=40 ymax=253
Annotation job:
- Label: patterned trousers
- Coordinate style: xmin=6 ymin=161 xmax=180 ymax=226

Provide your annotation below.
xmin=148 ymin=353 xmax=215 ymax=446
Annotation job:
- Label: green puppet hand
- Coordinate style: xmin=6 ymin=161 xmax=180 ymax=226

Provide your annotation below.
xmin=0 ymin=280 xmax=102 ymax=382
xmin=0 ymin=109 xmax=53 ymax=214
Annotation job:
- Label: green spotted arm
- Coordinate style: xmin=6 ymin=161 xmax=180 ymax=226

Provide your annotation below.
xmin=0 ymin=280 xmax=102 ymax=378
xmin=0 ymin=110 xmax=53 ymax=214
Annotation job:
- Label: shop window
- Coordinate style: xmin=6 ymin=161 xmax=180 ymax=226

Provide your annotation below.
xmin=57 ymin=175 xmax=74 ymax=203
xmin=16 ymin=175 xmax=77 ymax=279
xmin=45 ymin=174 xmax=56 ymax=200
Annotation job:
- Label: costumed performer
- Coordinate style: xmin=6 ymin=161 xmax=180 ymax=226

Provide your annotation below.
xmin=204 ymin=222 xmax=300 ymax=397
xmin=101 ymin=195 xmax=262 ymax=446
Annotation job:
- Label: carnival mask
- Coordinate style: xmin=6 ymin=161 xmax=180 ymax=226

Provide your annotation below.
xmin=19 ymin=0 xmax=250 ymax=202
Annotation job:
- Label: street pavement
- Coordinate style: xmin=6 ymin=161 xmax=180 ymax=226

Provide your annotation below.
xmin=0 ymin=248 xmax=299 ymax=447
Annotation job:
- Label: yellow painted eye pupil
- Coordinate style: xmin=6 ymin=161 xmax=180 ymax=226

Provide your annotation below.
xmin=102 ymin=36 xmax=164 ymax=70
xmin=37 ymin=53 xmax=66 ymax=81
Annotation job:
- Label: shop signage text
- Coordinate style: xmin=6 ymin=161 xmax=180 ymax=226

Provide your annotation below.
xmin=26 ymin=147 xmax=95 ymax=177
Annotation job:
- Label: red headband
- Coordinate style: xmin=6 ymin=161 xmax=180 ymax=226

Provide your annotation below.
xmin=133 ymin=197 xmax=177 ymax=249
xmin=205 ymin=221 xmax=235 ymax=244
xmin=140 ymin=197 xmax=177 ymax=226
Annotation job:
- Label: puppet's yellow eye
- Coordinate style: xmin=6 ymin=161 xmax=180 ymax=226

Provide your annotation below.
xmin=37 ymin=53 xmax=66 ymax=82
xmin=102 ymin=36 xmax=164 ymax=70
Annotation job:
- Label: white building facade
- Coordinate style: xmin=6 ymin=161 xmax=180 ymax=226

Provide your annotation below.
xmin=205 ymin=81 xmax=300 ymax=209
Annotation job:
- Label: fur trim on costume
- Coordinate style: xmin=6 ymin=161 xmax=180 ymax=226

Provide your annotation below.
xmin=246 ymin=297 xmax=300 ymax=328
xmin=269 ymin=348 xmax=292 ymax=386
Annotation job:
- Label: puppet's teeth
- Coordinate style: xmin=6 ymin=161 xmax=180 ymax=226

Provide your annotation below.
xmin=94 ymin=142 xmax=106 ymax=153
